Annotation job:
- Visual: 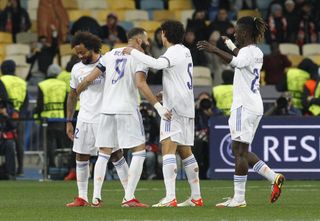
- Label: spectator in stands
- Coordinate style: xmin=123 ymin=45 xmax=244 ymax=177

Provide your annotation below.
xmin=193 ymin=95 xmax=213 ymax=179
xmin=233 ymin=0 xmax=258 ymax=14
xmin=212 ymin=69 xmax=234 ymax=116
xmin=284 ymin=0 xmax=300 ymax=43
xmin=0 ymin=99 xmax=16 ymax=180
xmin=265 ymin=92 xmax=302 ymax=116
xmin=204 ymin=31 xmax=232 ymax=85
xmin=0 ymin=0 xmax=31 ymax=42
xmin=208 ymin=8 xmax=235 ymax=41
xmin=186 ymin=10 xmax=209 ymax=42
xmin=34 ymin=64 xmax=69 ymax=169
xmin=302 ymin=67 xmax=320 ymax=115
xmin=196 ymin=0 xmax=231 ymax=21
xmin=296 ymin=2 xmax=318 ymax=46
xmin=262 ymin=42 xmax=292 ymax=85
xmin=37 ymin=0 xmax=69 ymax=44
xmin=265 ymin=4 xmax=288 ymax=44
xmin=100 ymin=13 xmax=127 ymax=46
xmin=70 ymin=16 xmax=102 ymax=39
xmin=26 ymin=25 xmax=59 ymax=85
xmin=183 ymin=29 xmax=207 ymax=66
xmin=0 ymin=59 xmax=28 ymax=176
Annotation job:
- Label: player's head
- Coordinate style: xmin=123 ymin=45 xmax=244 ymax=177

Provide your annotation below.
xmin=160 ymin=20 xmax=184 ymax=46
xmin=127 ymin=27 xmax=149 ymax=53
xmin=71 ymin=31 xmax=101 ymax=64
xmin=222 ymin=69 xmax=234 ymax=84
xmin=235 ymin=16 xmax=267 ymax=46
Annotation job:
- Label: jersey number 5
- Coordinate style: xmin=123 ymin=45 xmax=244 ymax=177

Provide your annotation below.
xmin=250 ymin=68 xmax=259 ymax=93
xmin=187 ymin=63 xmax=193 ymax=89
xmin=112 ymin=58 xmax=127 ymax=84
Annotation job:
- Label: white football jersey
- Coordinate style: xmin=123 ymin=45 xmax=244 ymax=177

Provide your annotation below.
xmin=99 ymin=47 xmax=148 ymax=114
xmin=70 ymin=58 xmax=105 ymax=123
xmin=230 ymin=45 xmax=264 ymax=115
xmin=161 ymin=44 xmax=195 ymax=118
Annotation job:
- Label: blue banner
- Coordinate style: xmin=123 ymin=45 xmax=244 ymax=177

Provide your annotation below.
xmin=209 ymin=116 xmax=320 ymax=179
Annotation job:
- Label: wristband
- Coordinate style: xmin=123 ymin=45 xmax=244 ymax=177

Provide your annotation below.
xmin=225 ymin=39 xmax=237 ymax=51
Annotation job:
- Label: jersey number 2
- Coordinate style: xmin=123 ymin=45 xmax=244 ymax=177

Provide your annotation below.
xmin=112 ymin=58 xmax=127 ymax=84
xmin=187 ymin=63 xmax=193 ymax=89
xmin=250 ymin=68 xmax=259 ymax=93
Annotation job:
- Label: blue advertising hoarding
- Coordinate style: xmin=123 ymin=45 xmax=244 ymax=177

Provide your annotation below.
xmin=209 ymin=117 xmax=320 ymax=179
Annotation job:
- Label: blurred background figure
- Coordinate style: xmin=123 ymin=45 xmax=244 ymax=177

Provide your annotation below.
xmin=100 ymin=13 xmax=127 ymax=46
xmin=186 ymin=10 xmax=209 ymax=42
xmin=0 ymin=0 xmax=31 ymax=42
xmin=183 ymin=28 xmax=206 ymax=66
xmin=265 ymin=3 xmax=288 ymax=44
xmin=284 ymin=0 xmax=299 ymax=43
xmin=208 ymin=8 xmax=235 ymax=41
xmin=70 ymin=16 xmax=102 ymax=39
xmin=265 ymin=92 xmax=302 ymax=116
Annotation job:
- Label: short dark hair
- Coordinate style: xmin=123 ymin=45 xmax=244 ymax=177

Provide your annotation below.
xmin=71 ymin=31 xmax=102 ymax=53
xmin=222 ymin=70 xmax=234 ymax=84
xmin=1 ymin=60 xmax=16 ymax=75
xmin=127 ymin=27 xmax=146 ymax=40
xmin=161 ymin=20 xmax=185 ymax=44
xmin=237 ymin=16 xmax=267 ymax=44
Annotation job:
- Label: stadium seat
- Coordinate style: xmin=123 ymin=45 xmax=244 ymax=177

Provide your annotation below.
xmin=15 ymin=67 xmax=29 ymax=80
xmin=125 ymin=10 xmax=149 ymax=21
xmin=237 ymin=10 xmax=261 ymax=19
xmin=101 ymin=44 xmax=111 ymax=54
xmin=77 ymin=0 xmax=107 ymax=9
xmin=61 ymin=0 xmax=78 ymax=9
xmin=16 ymin=32 xmax=37 ymax=44
xmin=168 ymin=0 xmax=193 ymax=10
xmin=61 ymin=55 xmax=71 ymax=69
xmin=59 ymin=44 xmax=73 ymax=56
xmin=307 ymin=55 xmax=320 ymax=65
xmin=134 ymin=21 xmax=161 ymax=33
xmin=287 ymin=55 xmax=304 ymax=67
xmin=140 ymin=0 xmax=164 ymax=10
xmin=96 ymin=10 xmax=126 ymax=23
xmin=0 ymin=32 xmax=12 ymax=43
xmin=152 ymin=10 xmax=176 ymax=21
xmin=67 ymin=10 xmax=91 ymax=22
xmin=257 ymin=43 xmax=271 ymax=55
xmin=27 ymin=9 xmax=37 ymax=20
xmin=5 ymin=55 xmax=29 ymax=67
xmin=279 ymin=43 xmax=300 ymax=55
xmin=118 ymin=21 xmax=134 ymax=32
xmin=302 ymin=43 xmax=320 ymax=56
xmin=27 ymin=0 xmax=39 ymax=10
xmin=193 ymin=66 xmax=212 ymax=86
xmin=30 ymin=20 xmax=37 ymax=33
xmin=5 ymin=44 xmax=30 ymax=56
xmin=106 ymin=0 xmax=135 ymax=10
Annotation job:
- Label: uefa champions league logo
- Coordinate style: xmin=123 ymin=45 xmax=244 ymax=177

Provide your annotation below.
xmin=219 ymin=133 xmax=235 ymax=166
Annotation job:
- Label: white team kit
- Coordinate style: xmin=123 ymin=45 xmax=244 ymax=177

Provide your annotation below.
xmin=131 ymin=44 xmax=195 ymax=146
xmin=70 ymin=59 xmax=105 ymax=155
xmin=95 ymin=47 xmax=147 ymax=149
xmin=228 ymin=45 xmax=264 ymax=144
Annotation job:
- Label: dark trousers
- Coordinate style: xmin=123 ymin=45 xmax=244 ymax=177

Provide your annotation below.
xmin=0 ymin=139 xmax=16 ymax=176
xmin=192 ymin=139 xmax=209 ymax=179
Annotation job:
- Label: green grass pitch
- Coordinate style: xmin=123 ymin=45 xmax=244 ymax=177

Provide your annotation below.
xmin=0 ymin=180 xmax=319 ymax=221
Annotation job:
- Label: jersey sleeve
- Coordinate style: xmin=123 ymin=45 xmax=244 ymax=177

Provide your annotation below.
xmin=135 ymin=62 xmax=149 ymax=75
xmin=160 ymin=46 xmax=183 ymax=67
xmin=230 ymin=47 xmax=252 ymax=68
xmin=70 ymin=66 xmax=78 ymax=89
xmin=96 ymin=53 xmax=108 ymax=72
xmin=131 ymin=49 xmax=169 ymax=70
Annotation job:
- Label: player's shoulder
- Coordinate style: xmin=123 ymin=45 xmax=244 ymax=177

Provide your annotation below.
xmin=71 ymin=61 xmax=83 ymax=73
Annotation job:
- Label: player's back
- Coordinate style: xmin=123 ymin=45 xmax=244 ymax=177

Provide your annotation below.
xmin=100 ymin=47 xmax=148 ymax=114
xmin=71 ymin=60 xmax=104 ymax=123
xmin=162 ymin=44 xmax=195 ymax=118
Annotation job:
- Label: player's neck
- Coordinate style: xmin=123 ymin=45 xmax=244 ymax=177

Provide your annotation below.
xmin=91 ymin=53 xmax=101 ymax=63
xmin=128 ymin=41 xmax=144 ymax=52
xmin=164 ymin=41 xmax=174 ymax=49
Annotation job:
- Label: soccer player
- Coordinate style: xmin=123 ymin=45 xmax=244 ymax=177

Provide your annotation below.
xmin=197 ymin=16 xmax=285 ymax=207
xmin=76 ymin=28 xmax=171 ymax=207
xmin=65 ymin=32 xmax=129 ymax=207
xmin=123 ymin=20 xmax=203 ymax=207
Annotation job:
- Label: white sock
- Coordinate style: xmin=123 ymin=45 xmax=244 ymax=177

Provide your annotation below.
xmin=253 ymin=160 xmax=277 ymax=183
xmin=182 ymin=154 xmax=201 ymax=199
xmin=233 ymin=175 xmax=247 ymax=203
xmin=162 ymin=154 xmax=177 ymax=201
xmin=112 ymin=156 xmax=129 ymax=190
xmin=93 ymin=152 xmax=110 ymax=201
xmin=76 ymin=160 xmax=89 ymax=202
xmin=124 ymin=150 xmax=146 ymax=200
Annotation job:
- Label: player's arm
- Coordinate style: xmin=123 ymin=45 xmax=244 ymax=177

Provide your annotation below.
xmin=135 ymin=72 xmax=171 ymax=120
xmin=221 ymin=36 xmax=239 ymax=56
xmin=66 ymin=88 xmax=77 ymax=140
xmin=76 ymin=66 xmax=103 ymax=94
xmin=123 ymin=48 xmax=168 ymax=70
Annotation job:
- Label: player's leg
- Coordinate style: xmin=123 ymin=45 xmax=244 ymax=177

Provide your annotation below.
xmin=110 ymin=149 xmax=129 ymax=191
xmin=176 ymin=146 xmax=203 ymax=207
xmin=152 ymin=138 xmax=178 ymax=207
xmin=122 ymin=144 xmax=148 ymax=207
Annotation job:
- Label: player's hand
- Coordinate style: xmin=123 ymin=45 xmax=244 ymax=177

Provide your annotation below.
xmin=123 ymin=47 xmax=134 ymax=55
xmin=154 ymin=102 xmax=172 ymax=121
xmin=156 ymin=91 xmax=163 ymax=102
xmin=66 ymin=122 xmax=74 ymax=141
xmin=197 ymin=41 xmax=218 ymax=53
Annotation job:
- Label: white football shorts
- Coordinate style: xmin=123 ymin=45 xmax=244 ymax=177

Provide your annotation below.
xmin=95 ymin=111 xmax=145 ymax=149
xmin=160 ymin=110 xmax=194 ymax=146
xmin=73 ymin=120 xmax=99 ymax=156
xmin=228 ymin=106 xmax=262 ymax=144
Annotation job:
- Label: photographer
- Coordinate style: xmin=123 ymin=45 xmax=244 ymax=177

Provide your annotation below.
xmin=0 ymin=99 xmax=16 ymax=180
